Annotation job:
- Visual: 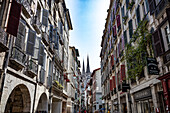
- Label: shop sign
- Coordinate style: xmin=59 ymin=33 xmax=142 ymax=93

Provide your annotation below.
xmin=147 ymin=57 xmax=159 ymax=75
xmin=122 ymin=83 xmax=130 ymax=92
xmin=134 ymin=88 xmax=152 ymax=100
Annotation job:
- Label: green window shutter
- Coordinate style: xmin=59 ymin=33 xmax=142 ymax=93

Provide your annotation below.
xmin=42 ymin=9 xmax=48 ymax=27
xmin=26 ymin=29 xmax=36 ymax=56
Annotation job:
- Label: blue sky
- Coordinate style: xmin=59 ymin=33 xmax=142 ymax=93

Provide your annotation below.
xmin=65 ymin=0 xmax=110 ymax=71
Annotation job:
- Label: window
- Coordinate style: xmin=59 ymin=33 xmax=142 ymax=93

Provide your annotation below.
xmin=128 ymin=19 xmax=133 ymax=39
xmin=155 ymin=0 xmax=161 ymax=5
xmin=165 ymin=26 xmax=170 ymax=50
xmin=142 ymin=3 xmax=146 ymax=16
xmin=42 ymin=9 xmax=48 ymax=27
xmin=36 ymin=4 xmax=41 ymax=21
xmin=136 ymin=5 xmax=141 ymax=24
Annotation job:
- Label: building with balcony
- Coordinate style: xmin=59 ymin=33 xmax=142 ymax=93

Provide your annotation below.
xmin=67 ymin=46 xmax=81 ymax=113
xmin=100 ymin=0 xmax=170 ymax=113
xmin=0 ymin=0 xmax=74 ymax=113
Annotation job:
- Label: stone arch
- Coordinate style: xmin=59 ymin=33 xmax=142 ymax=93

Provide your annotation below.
xmin=36 ymin=93 xmax=48 ymax=113
xmin=4 ymin=84 xmax=31 ymax=113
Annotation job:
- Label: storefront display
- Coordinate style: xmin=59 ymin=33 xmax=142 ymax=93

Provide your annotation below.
xmin=134 ymin=88 xmax=154 ymax=113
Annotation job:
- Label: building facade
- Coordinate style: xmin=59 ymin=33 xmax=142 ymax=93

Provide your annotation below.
xmin=0 ymin=0 xmax=77 ymax=113
xmin=100 ymin=0 xmax=170 ymax=113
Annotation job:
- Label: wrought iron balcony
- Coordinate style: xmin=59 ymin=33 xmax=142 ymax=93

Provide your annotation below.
xmin=0 ymin=27 xmax=8 ymax=52
xmin=26 ymin=59 xmax=38 ymax=78
xmin=10 ymin=47 xmax=26 ymax=70
xmin=31 ymin=16 xmax=41 ymax=34
xmin=42 ymin=32 xmax=49 ymax=46
xmin=39 ymin=67 xmax=45 ymax=84
xmin=17 ymin=0 xmax=32 ymax=18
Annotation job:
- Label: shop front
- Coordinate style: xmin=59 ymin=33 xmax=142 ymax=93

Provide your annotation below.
xmin=158 ymin=72 xmax=170 ymax=113
xmin=120 ymin=96 xmax=127 ymax=113
xmin=134 ymin=88 xmax=154 ymax=113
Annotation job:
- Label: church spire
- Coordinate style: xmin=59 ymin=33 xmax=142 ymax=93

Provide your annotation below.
xmin=86 ymin=55 xmax=90 ymax=73
xmin=82 ymin=59 xmax=85 ymax=74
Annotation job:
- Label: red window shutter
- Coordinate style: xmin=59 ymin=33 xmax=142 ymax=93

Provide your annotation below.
xmin=116 ymin=15 xmax=121 ymax=27
xmin=152 ymin=29 xmax=164 ymax=57
xmin=110 ymin=79 xmax=113 ymax=91
xmin=112 ymin=76 xmax=116 ymax=88
xmin=117 ymin=73 xmax=119 ymax=85
xmin=113 ymin=25 xmax=117 ymax=36
xmin=121 ymin=65 xmax=126 ymax=82
xmin=7 ymin=0 xmax=22 ymax=37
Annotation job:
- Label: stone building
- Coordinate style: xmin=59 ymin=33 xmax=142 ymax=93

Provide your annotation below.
xmin=100 ymin=0 xmax=170 ymax=113
xmin=67 ymin=46 xmax=81 ymax=113
xmin=0 ymin=0 xmax=74 ymax=113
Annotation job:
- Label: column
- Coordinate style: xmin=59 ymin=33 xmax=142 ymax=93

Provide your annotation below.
xmin=150 ymin=84 xmax=158 ymax=111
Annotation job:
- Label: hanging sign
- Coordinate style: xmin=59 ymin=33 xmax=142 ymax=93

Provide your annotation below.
xmin=146 ymin=57 xmax=159 ymax=75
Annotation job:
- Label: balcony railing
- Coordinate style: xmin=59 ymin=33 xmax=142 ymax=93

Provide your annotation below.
xmin=17 ymin=0 xmax=32 ymax=18
xmin=0 ymin=27 xmax=8 ymax=52
xmin=26 ymin=59 xmax=38 ymax=78
xmin=31 ymin=16 xmax=41 ymax=34
xmin=42 ymin=32 xmax=49 ymax=46
xmin=39 ymin=67 xmax=45 ymax=84
xmin=10 ymin=47 xmax=25 ymax=70
xmin=155 ymin=0 xmax=169 ymax=18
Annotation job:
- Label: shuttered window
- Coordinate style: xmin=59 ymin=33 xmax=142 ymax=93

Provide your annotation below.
xmin=129 ymin=19 xmax=133 ymax=39
xmin=126 ymin=0 xmax=129 ymax=10
xmin=145 ymin=0 xmax=149 ymax=13
xmin=7 ymin=0 xmax=22 ymax=37
xmin=112 ymin=76 xmax=116 ymax=88
xmin=148 ymin=0 xmax=155 ymax=15
xmin=152 ymin=29 xmax=164 ymax=57
xmin=121 ymin=6 xmax=125 ymax=17
xmin=15 ymin=21 xmax=26 ymax=50
xmin=121 ymin=65 xmax=126 ymax=82
xmin=136 ymin=5 xmax=141 ymax=25
xmin=33 ymin=37 xmax=41 ymax=60
xmin=49 ymin=25 xmax=53 ymax=42
xmin=38 ymin=42 xmax=44 ymax=66
xmin=113 ymin=25 xmax=117 ymax=37
xmin=26 ymin=29 xmax=36 ymax=56
xmin=111 ymin=55 xmax=114 ymax=66
xmin=42 ymin=9 xmax=48 ymax=27
xmin=124 ymin=30 xmax=127 ymax=45
xmin=53 ymin=29 xmax=59 ymax=49
xmin=116 ymin=15 xmax=121 ymax=27
xmin=110 ymin=79 xmax=113 ymax=91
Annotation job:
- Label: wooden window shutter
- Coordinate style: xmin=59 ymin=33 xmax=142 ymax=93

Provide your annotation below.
xmin=15 ymin=21 xmax=26 ymax=50
xmin=136 ymin=5 xmax=141 ymax=24
xmin=121 ymin=65 xmax=126 ymax=82
xmin=7 ymin=0 xmax=22 ymax=37
xmin=110 ymin=79 xmax=113 ymax=91
xmin=129 ymin=19 xmax=133 ymax=38
xmin=121 ymin=6 xmax=125 ymax=17
xmin=42 ymin=9 xmax=48 ymax=27
xmin=53 ymin=29 xmax=59 ymax=49
xmin=148 ymin=0 xmax=155 ymax=15
xmin=126 ymin=0 xmax=129 ymax=10
xmin=124 ymin=31 xmax=127 ymax=45
xmin=113 ymin=25 xmax=117 ymax=36
xmin=33 ymin=37 xmax=40 ymax=60
xmin=38 ymin=42 xmax=44 ymax=66
xmin=49 ymin=25 xmax=53 ymax=42
xmin=166 ymin=8 xmax=170 ymax=23
xmin=111 ymin=55 xmax=114 ymax=66
xmin=152 ymin=29 xmax=164 ymax=57
xmin=26 ymin=29 xmax=36 ymax=56
xmin=116 ymin=15 xmax=121 ymax=27
xmin=112 ymin=76 xmax=116 ymax=88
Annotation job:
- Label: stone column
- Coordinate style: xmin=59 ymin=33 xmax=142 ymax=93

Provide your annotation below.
xmin=150 ymin=84 xmax=158 ymax=111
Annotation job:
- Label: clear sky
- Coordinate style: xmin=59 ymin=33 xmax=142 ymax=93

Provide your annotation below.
xmin=65 ymin=0 xmax=110 ymax=72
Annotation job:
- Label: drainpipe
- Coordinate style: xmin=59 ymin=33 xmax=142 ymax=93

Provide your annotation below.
xmin=0 ymin=35 xmax=13 ymax=101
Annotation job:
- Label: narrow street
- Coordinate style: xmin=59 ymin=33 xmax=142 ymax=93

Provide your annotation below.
xmin=0 ymin=0 xmax=170 ymax=113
